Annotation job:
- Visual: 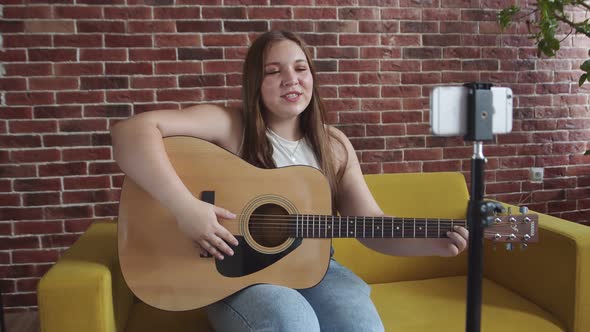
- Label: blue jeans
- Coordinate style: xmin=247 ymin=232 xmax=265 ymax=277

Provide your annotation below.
xmin=206 ymin=258 xmax=384 ymax=331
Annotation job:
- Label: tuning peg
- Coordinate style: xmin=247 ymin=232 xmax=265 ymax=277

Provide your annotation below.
xmin=505 ymin=243 xmax=513 ymax=251
xmin=520 ymin=243 xmax=528 ymax=250
xmin=519 ymin=206 xmax=529 ymax=215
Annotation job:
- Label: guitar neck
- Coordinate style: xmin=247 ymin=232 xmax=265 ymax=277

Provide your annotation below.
xmin=285 ymin=215 xmax=466 ymax=239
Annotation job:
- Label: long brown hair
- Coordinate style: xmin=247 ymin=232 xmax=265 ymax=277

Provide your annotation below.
xmin=240 ymin=30 xmax=346 ymax=204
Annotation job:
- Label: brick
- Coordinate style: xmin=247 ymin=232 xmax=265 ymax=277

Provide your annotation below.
xmin=422 ymin=8 xmax=461 ymax=20
xmin=106 ymin=63 xmax=153 ymax=76
xmin=340 ymin=34 xmax=379 ymax=46
xmin=338 ymin=124 xmax=365 ymax=138
xmin=59 ymin=119 xmax=108 ymax=132
xmin=0 ymin=165 xmax=36 ymax=178
xmin=0 ymin=236 xmax=40 ymax=250
xmin=44 ymin=205 xmax=92 ymax=219
xmin=339 ymin=60 xmax=378 ymax=72
xmin=29 ymin=78 xmax=79 ymax=91
xmin=360 ymin=47 xmax=402 ymax=59
xmin=84 ymin=104 xmax=131 ymax=118
xmin=349 ymin=137 xmax=385 ymax=150
xmin=4 ymin=6 xmax=52 ymax=19
xmin=340 ymin=112 xmax=381 ymax=123
xmin=80 ymin=49 xmax=127 ymax=61
xmin=54 ymin=63 xmax=103 ymax=76
xmin=54 ymin=6 xmax=103 ymax=18
xmin=5 ymin=92 xmax=55 ymax=106
xmin=128 ymin=21 xmax=176 ymax=33
xmin=5 ymin=63 xmax=52 ymax=76
xmin=339 ymin=86 xmax=380 ymax=98
xmin=0 ymin=194 xmax=20 ymax=207
xmin=423 ymin=34 xmax=461 ymax=47
xmin=383 ymin=161 xmax=422 ymax=173
xmin=367 ymin=124 xmax=405 ymax=136
xmin=3 ymin=35 xmax=52 ymax=48
xmin=13 ymin=249 xmax=60 ymax=264
xmin=203 ymin=87 xmax=241 ymax=101
xmin=386 ymin=136 xmax=425 ymax=149
xmin=63 ymin=176 xmax=111 ymax=190
xmin=104 ymin=6 xmax=151 ymax=19
xmin=156 ymin=34 xmax=202 ymax=47
xmin=0 ymin=208 xmax=44 ymax=221
xmin=54 ymin=34 xmax=102 ymax=47
xmin=107 ymin=90 xmax=155 ymax=103
xmin=317 ymin=73 xmax=358 ymax=86
xmin=202 ymin=7 xmax=244 ymax=19
xmin=132 ymin=76 xmax=177 ymax=89
xmin=56 ymin=91 xmax=104 ymax=104
xmin=43 ymin=134 xmax=91 ymax=148
xmin=179 ymin=75 xmax=224 ymax=88
xmin=130 ymin=48 xmax=177 ymax=61
xmin=63 ymin=190 xmax=119 ymax=204
xmin=41 ymin=234 xmax=81 ymax=248
xmin=95 ymin=203 xmax=119 ymax=216
xmin=14 ymin=221 xmax=62 ymax=235
xmin=361 ymin=99 xmax=402 ymax=111
xmin=359 ymin=21 xmax=399 ymax=34
xmin=22 ymin=192 xmax=61 ymax=207
xmin=28 ymin=49 xmax=76 ymax=62
xmin=381 ymin=60 xmax=421 ymax=72
xmin=381 ymin=86 xmax=421 ymax=98
xmin=156 ymin=6 xmax=203 ymax=19
xmin=400 ymin=21 xmax=438 ymax=33
xmin=62 ymin=147 xmax=111 ymax=161
xmin=10 ymin=149 xmax=60 ymax=163
xmin=361 ymin=151 xmax=401 ymax=163
xmin=77 ymin=20 xmax=125 ymax=33
xmin=104 ymin=35 xmax=152 ymax=48
xmin=0 ymin=107 xmax=32 ymax=120
xmin=0 ymin=136 xmax=41 ymax=149
xmin=0 ymin=49 xmax=27 ymax=62
xmin=294 ymin=7 xmax=336 ymax=19
xmin=80 ymin=77 xmax=128 ymax=90
xmin=423 ymin=160 xmax=462 ymax=172
xmin=156 ymin=62 xmax=203 ymax=74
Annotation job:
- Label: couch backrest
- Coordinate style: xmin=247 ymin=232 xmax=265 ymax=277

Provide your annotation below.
xmin=333 ymin=172 xmax=470 ymax=284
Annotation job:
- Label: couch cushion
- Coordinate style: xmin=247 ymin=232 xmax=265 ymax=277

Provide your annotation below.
xmin=371 ymin=276 xmax=565 ymax=332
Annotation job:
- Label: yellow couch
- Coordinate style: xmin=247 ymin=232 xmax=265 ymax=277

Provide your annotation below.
xmin=37 ymin=172 xmax=590 ymax=331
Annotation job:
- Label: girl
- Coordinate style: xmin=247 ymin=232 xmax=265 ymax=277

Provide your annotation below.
xmin=112 ymin=30 xmax=468 ymax=331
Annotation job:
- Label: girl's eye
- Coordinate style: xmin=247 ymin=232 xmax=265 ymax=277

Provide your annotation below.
xmin=296 ymin=67 xmax=308 ymax=71
xmin=265 ymin=70 xmax=279 ymax=75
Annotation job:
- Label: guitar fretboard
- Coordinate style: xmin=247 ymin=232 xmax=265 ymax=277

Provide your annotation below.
xmin=254 ymin=215 xmax=467 ymax=239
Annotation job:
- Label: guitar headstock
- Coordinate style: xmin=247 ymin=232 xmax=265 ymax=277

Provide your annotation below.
xmin=484 ymin=208 xmax=539 ymax=245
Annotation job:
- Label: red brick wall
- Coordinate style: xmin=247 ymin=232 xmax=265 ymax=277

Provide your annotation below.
xmin=1 ymin=1 xmax=589 ymax=311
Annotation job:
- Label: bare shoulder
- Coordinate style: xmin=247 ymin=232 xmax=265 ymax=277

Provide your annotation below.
xmin=326 ymin=125 xmax=357 ymax=169
xmin=116 ymin=104 xmax=244 ymax=153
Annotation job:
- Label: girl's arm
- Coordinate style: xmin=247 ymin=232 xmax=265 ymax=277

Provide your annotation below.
xmin=329 ymin=127 xmax=468 ymax=257
xmin=111 ymin=105 xmax=243 ymax=259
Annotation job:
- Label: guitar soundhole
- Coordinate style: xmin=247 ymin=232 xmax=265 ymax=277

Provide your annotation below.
xmin=249 ymin=204 xmax=290 ymax=248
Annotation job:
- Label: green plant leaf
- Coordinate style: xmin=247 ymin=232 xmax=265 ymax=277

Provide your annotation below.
xmin=580 ymin=59 xmax=590 ymax=71
xmin=578 ymin=73 xmax=587 ymax=87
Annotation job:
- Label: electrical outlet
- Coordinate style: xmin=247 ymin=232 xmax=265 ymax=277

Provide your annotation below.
xmin=530 ymin=167 xmax=544 ymax=182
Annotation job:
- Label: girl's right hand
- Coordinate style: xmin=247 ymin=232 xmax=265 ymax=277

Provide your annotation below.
xmin=175 ymin=199 xmax=239 ymax=260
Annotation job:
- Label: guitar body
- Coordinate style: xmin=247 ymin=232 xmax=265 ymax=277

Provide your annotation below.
xmin=118 ymin=137 xmax=333 ymax=311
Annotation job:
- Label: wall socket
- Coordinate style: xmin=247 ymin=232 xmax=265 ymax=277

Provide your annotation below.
xmin=530 ymin=167 xmax=544 ymax=182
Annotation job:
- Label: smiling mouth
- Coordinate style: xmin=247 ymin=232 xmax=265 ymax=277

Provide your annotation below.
xmin=281 ymin=92 xmax=302 ymax=98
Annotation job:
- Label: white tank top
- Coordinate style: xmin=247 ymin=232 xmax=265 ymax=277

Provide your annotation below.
xmin=266 ymin=129 xmax=320 ymax=169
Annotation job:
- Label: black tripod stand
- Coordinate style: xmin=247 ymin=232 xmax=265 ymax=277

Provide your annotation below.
xmin=462 ymin=83 xmax=505 ymax=332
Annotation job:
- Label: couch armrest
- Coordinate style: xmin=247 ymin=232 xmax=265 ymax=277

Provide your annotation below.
xmin=484 ymin=210 xmax=590 ymax=332
xmin=38 ymin=222 xmax=133 ymax=332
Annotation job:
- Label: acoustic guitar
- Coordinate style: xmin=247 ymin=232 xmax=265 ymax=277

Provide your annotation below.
xmin=117 ymin=136 xmax=538 ymax=311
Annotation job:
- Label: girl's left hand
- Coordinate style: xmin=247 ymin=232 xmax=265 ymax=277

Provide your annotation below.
xmin=441 ymin=226 xmax=469 ymax=257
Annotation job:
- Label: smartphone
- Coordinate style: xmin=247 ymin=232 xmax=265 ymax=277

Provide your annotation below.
xmin=430 ymin=86 xmax=513 ymax=136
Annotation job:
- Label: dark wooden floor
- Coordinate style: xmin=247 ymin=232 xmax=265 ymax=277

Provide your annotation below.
xmin=5 ymin=311 xmax=40 ymax=332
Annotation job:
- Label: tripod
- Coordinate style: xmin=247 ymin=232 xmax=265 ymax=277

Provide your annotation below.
xmin=462 ymin=83 xmax=505 ymax=332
